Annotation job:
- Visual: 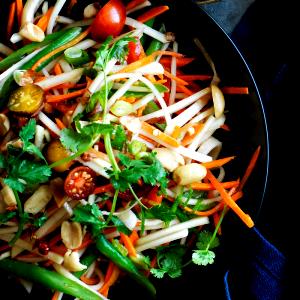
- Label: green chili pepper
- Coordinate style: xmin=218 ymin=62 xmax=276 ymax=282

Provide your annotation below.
xmin=0 ymin=31 xmax=65 ymax=71
xmin=73 ymin=250 xmax=98 ymax=279
xmin=140 ymin=19 xmax=155 ymax=46
xmin=0 ymin=27 xmax=82 ymax=103
xmin=146 ymin=25 xmax=165 ymax=55
xmin=0 ymin=259 xmax=104 ymax=300
xmin=95 ymin=234 xmax=156 ymax=296
xmin=22 ymin=27 xmax=82 ymax=72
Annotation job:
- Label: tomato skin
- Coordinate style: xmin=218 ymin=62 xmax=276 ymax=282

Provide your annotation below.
xmin=127 ymin=39 xmax=145 ymax=64
xmin=90 ymin=0 xmax=126 ymax=41
xmin=64 ymin=166 xmax=96 ymax=200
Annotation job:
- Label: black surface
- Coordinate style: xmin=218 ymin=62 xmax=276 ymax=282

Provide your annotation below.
xmin=0 ymin=1 xmax=270 ymax=299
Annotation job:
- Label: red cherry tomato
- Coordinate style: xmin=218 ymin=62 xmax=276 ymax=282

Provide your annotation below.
xmin=90 ymin=0 xmax=126 ymax=41
xmin=64 ymin=166 xmax=96 ymax=200
xmin=127 ymin=38 xmax=145 ymax=64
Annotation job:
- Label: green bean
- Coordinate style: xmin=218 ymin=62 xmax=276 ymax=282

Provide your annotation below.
xmin=0 ymin=31 xmax=65 ymax=71
xmin=0 ymin=259 xmax=104 ymax=300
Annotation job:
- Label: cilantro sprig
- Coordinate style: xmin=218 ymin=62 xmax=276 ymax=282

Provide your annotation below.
xmin=0 ymin=119 xmax=51 ymax=192
xmin=109 ymin=152 xmax=168 ymax=192
xmin=150 ymin=244 xmax=186 ymax=279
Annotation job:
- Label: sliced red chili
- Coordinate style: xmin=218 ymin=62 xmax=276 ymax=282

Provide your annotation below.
xmin=64 ymin=166 xmax=96 ymax=200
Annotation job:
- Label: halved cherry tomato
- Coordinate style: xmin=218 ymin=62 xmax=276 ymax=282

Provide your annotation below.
xmin=90 ymin=0 xmax=126 ymax=41
xmin=127 ymin=38 xmax=145 ymax=64
xmin=64 ymin=166 xmax=96 ymax=200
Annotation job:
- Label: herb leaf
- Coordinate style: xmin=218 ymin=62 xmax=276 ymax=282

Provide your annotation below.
xmin=111 ymin=125 xmax=126 ymax=151
xmin=72 ymin=204 xmax=106 ymax=236
xmin=196 ymin=230 xmax=220 ymax=250
xmin=109 ymin=153 xmax=168 ymax=192
xmin=145 ymin=203 xmax=176 ymax=223
xmin=150 ymin=244 xmax=186 ymax=279
xmin=192 ymin=250 xmax=215 ymax=266
xmin=60 ymin=123 xmax=114 ymax=153
xmin=0 ymin=211 xmax=17 ymax=224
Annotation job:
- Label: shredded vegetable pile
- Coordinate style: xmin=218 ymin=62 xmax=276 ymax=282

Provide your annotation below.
xmin=0 ymin=0 xmax=261 ymax=299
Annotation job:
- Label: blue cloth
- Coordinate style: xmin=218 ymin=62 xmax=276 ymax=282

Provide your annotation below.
xmin=224 ymin=228 xmax=287 ymax=300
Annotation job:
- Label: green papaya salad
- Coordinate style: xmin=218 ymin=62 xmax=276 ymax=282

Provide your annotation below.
xmin=0 ymin=0 xmax=259 ymax=299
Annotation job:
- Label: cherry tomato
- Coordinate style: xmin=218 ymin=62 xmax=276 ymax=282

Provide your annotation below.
xmin=64 ymin=166 xmax=96 ymax=200
xmin=90 ymin=0 xmax=126 ymax=41
xmin=127 ymin=38 xmax=145 ymax=64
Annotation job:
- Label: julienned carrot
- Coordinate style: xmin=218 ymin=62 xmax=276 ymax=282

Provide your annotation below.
xmin=80 ymin=275 xmax=99 ymax=285
xmin=181 ymin=124 xmax=204 ymax=146
xmin=141 ymin=121 xmax=180 ymax=147
xmin=201 ymin=156 xmax=235 ymax=169
xmin=137 ymin=6 xmax=169 ymax=23
xmin=51 ymin=290 xmax=61 ymax=300
xmin=190 ymin=180 xmax=239 ymax=191
xmin=93 ymin=184 xmax=114 ymax=195
xmin=178 ymin=74 xmax=213 ymax=81
xmin=46 ymin=88 xmax=86 ymax=103
xmin=117 ymin=55 xmax=155 ymax=74
xmin=129 ymin=230 xmax=139 ymax=246
xmin=117 ymin=50 xmax=183 ymax=74
xmin=36 ymin=7 xmax=54 ymax=32
xmin=120 ymin=232 xmax=137 ymax=257
xmin=159 ymin=57 xmax=195 ymax=67
xmin=99 ymin=263 xmax=120 ymax=297
xmin=7 ymin=2 xmax=16 ymax=40
xmin=53 ymin=63 xmax=62 ymax=75
xmin=126 ymin=0 xmax=146 ymax=11
xmin=176 ymin=84 xmax=194 ymax=96
xmin=74 ymin=235 xmax=93 ymax=251
xmin=163 ymin=70 xmax=189 ymax=86
xmin=68 ymin=0 xmax=77 ymax=12
xmin=238 ymin=145 xmax=261 ymax=191
xmin=31 ymin=28 xmax=90 ymax=71
xmin=166 ymin=190 xmax=243 ymax=217
xmin=206 ymin=170 xmax=254 ymax=228
xmin=15 ymin=0 xmax=23 ymax=28
xmin=55 ymin=118 xmax=66 ymax=130
xmin=221 ymin=86 xmax=249 ymax=94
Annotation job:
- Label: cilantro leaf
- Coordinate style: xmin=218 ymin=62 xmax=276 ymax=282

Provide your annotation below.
xmin=0 ymin=211 xmax=16 ymax=224
xmin=196 ymin=230 xmax=220 ymax=250
xmin=151 ymin=244 xmax=186 ymax=279
xmin=111 ymin=125 xmax=126 ymax=151
xmin=4 ymin=159 xmax=51 ymax=192
xmin=0 ymin=153 xmax=7 ymax=169
xmin=192 ymin=250 xmax=215 ymax=266
xmin=19 ymin=119 xmax=45 ymax=161
xmin=19 ymin=119 xmax=36 ymax=143
xmin=109 ymin=153 xmax=168 ymax=192
xmin=150 ymin=268 xmax=166 ymax=279
xmin=60 ymin=123 xmax=114 ymax=153
xmin=94 ymin=36 xmax=134 ymax=71
xmin=111 ymin=216 xmax=131 ymax=235
xmin=145 ymin=203 xmax=176 ymax=223
xmin=72 ymin=204 xmax=106 ymax=236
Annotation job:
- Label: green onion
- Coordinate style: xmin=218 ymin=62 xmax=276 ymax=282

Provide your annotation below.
xmin=0 ymin=31 xmax=65 ymax=71
xmin=110 ymin=100 xmax=134 ymax=116
xmin=128 ymin=140 xmax=147 ymax=156
xmin=64 ymin=47 xmax=90 ymax=66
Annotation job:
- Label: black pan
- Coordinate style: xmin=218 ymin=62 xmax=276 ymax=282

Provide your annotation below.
xmin=0 ymin=0 xmax=269 ymax=299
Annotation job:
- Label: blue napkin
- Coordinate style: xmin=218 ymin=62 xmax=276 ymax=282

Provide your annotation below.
xmin=224 ymin=227 xmax=287 ymax=300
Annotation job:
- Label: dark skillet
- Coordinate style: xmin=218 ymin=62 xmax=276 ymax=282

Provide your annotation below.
xmin=0 ymin=0 xmax=269 ymax=299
